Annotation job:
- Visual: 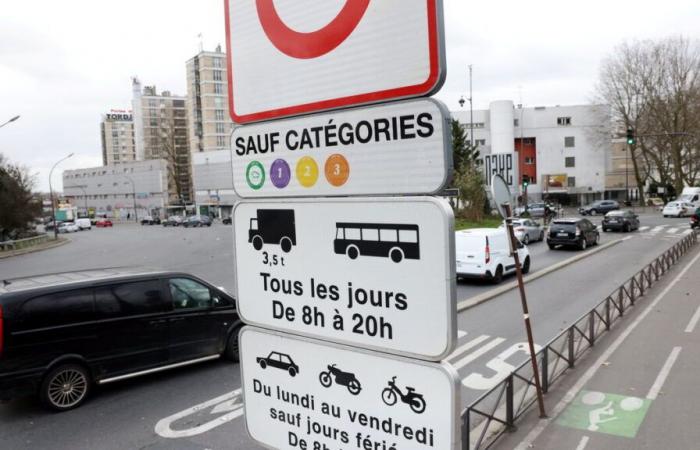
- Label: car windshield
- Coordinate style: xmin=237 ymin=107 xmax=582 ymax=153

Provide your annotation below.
xmin=551 ymin=222 xmax=577 ymax=231
xmin=607 ymin=211 xmax=625 ymax=216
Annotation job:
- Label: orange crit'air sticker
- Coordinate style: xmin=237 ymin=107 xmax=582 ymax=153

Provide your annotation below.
xmin=296 ymin=156 xmax=320 ymax=188
xmin=324 ymin=154 xmax=350 ymax=187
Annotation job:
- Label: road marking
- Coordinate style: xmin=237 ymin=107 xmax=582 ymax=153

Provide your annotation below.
xmin=621 ymin=236 xmax=634 ymax=241
xmin=462 ymin=342 xmax=542 ymax=390
xmin=650 ymin=225 xmax=667 ymax=234
xmin=667 ymin=227 xmax=679 ymax=234
xmin=453 ymin=337 xmax=506 ymax=370
xmin=647 ymin=347 xmax=682 ymax=400
xmin=638 ymin=226 xmax=650 ymax=232
xmin=681 ymin=229 xmax=693 ymax=236
xmin=515 ymin=249 xmax=700 ymax=450
xmin=575 ymin=435 xmax=590 ymax=450
xmin=448 ymin=335 xmax=491 ymax=360
xmin=458 ymin=330 xmax=467 ymax=339
xmin=155 ymin=389 xmax=244 ymax=438
xmin=685 ymin=305 xmax=700 ymax=333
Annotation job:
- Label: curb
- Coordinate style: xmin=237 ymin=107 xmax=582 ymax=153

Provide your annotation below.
xmin=457 ymin=237 xmax=626 ymax=312
xmin=0 ymin=238 xmax=70 ymax=260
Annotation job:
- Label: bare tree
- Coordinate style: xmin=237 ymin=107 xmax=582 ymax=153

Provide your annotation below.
xmin=0 ymin=154 xmax=41 ymax=240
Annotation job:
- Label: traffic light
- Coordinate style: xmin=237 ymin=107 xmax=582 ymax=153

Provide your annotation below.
xmin=522 ymin=176 xmax=529 ymax=189
xmin=626 ymin=128 xmax=635 ymax=145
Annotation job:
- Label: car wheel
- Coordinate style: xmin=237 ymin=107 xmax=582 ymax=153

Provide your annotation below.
xmin=288 ymin=367 xmax=297 ymax=377
xmin=259 ymin=360 xmax=267 ymax=369
xmin=252 ymin=235 xmax=263 ymax=251
xmin=522 ymin=256 xmax=531 ymax=274
xmin=40 ymin=363 xmax=91 ymax=412
xmin=224 ymin=328 xmax=241 ymax=362
xmin=595 ymin=233 xmax=600 ymax=245
xmin=548 ymin=243 xmax=556 ymax=250
xmin=522 ymin=234 xmax=530 ymax=245
xmin=623 ymin=224 xmax=630 ymax=233
xmin=347 ymin=245 xmax=359 ymax=260
xmin=580 ymin=238 xmax=588 ymax=250
xmin=589 ymin=209 xmax=596 ymax=216
xmin=491 ymin=266 xmax=503 ymax=284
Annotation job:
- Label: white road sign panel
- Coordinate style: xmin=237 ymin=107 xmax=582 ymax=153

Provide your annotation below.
xmin=231 ymin=98 xmax=452 ymax=198
xmin=225 ymin=0 xmax=446 ymax=123
xmin=233 ymin=197 xmax=456 ymax=360
xmin=240 ymin=327 xmax=461 ymax=450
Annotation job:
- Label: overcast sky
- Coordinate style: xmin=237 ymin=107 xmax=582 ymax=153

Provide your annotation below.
xmin=1 ymin=0 xmax=699 ymax=192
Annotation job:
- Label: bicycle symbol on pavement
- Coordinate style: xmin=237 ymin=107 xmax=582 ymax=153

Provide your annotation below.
xmin=557 ymin=390 xmax=651 ymax=438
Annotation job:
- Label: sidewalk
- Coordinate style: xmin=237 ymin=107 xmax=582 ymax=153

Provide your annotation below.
xmin=497 ymin=246 xmax=700 ymax=450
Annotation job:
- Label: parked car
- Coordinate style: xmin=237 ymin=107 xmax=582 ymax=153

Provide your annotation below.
xmin=75 ymin=218 xmax=92 ymax=230
xmin=222 ymin=217 xmax=232 ymax=225
xmin=602 ymin=210 xmax=640 ymax=232
xmin=647 ymin=197 xmax=665 ymax=210
xmin=0 ymin=269 xmax=241 ymax=411
xmin=183 ymin=215 xmax=212 ymax=228
xmin=455 ymin=228 xmax=531 ymax=284
xmin=500 ymin=218 xmax=545 ymax=245
xmin=579 ymin=200 xmax=620 ymax=216
xmin=547 ymin=218 xmax=600 ymax=250
xmin=44 ymin=220 xmax=63 ymax=231
xmin=95 ymin=219 xmax=113 ymax=228
xmin=140 ymin=216 xmax=161 ymax=225
xmin=162 ymin=216 xmax=184 ymax=227
xmin=57 ymin=222 xmax=79 ymax=233
xmin=514 ymin=202 xmax=557 ymax=219
xmin=662 ymin=201 xmax=693 ymax=218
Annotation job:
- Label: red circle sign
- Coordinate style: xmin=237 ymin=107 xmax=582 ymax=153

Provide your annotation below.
xmin=256 ymin=0 xmax=370 ymax=59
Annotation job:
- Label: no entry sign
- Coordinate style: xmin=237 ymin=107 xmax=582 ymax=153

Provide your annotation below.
xmin=240 ymin=327 xmax=461 ymax=450
xmin=225 ymin=0 xmax=446 ymax=123
xmin=231 ymin=98 xmax=452 ymax=198
xmin=233 ymin=197 xmax=456 ymax=360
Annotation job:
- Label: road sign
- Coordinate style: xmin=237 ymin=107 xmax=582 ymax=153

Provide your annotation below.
xmin=233 ymin=197 xmax=456 ymax=360
xmin=491 ymin=174 xmax=512 ymax=219
xmin=224 ymin=0 xmax=446 ymax=123
xmin=231 ymin=98 xmax=452 ymax=198
xmin=240 ymin=327 xmax=461 ymax=450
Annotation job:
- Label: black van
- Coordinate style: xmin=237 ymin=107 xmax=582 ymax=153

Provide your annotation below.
xmin=0 ymin=269 xmax=241 ymax=411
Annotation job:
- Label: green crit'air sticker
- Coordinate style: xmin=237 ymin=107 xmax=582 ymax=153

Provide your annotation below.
xmin=246 ymin=161 xmax=265 ymax=190
xmin=556 ymin=390 xmax=651 ymax=438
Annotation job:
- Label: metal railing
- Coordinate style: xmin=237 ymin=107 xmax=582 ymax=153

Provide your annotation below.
xmin=0 ymin=234 xmax=51 ymax=252
xmin=461 ymin=230 xmax=698 ymax=450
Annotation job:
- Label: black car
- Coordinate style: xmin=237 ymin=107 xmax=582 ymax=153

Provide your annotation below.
xmin=602 ymin=210 xmax=640 ymax=232
xmin=579 ymin=200 xmax=620 ymax=216
xmin=140 ymin=216 xmax=161 ymax=225
xmin=162 ymin=216 xmax=184 ymax=227
xmin=547 ymin=218 xmax=600 ymax=250
xmin=0 ymin=269 xmax=241 ymax=411
xmin=222 ymin=217 xmax=232 ymax=225
xmin=183 ymin=215 xmax=213 ymax=228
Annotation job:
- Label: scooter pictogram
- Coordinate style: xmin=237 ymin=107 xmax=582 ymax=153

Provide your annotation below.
xmin=381 ymin=376 xmax=426 ymax=414
xmin=319 ymin=364 xmax=362 ymax=395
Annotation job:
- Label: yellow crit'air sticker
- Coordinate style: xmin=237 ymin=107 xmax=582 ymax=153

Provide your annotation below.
xmin=296 ymin=156 xmax=319 ymax=188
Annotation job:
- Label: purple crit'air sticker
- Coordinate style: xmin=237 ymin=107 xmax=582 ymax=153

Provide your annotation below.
xmin=270 ymin=159 xmax=291 ymax=189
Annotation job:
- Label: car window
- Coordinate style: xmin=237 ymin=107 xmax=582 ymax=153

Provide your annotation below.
xmin=280 ymin=354 xmax=291 ymax=364
xmin=20 ymin=289 xmax=95 ymax=330
xmin=169 ymin=278 xmax=212 ymax=310
xmin=95 ymin=280 xmax=167 ymax=318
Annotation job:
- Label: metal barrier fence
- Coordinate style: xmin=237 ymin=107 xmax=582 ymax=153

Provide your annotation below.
xmin=461 ymin=230 xmax=698 ymax=450
xmin=0 ymin=234 xmax=50 ymax=252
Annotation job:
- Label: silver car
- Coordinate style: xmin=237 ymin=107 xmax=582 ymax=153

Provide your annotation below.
xmin=501 ymin=218 xmax=545 ymax=245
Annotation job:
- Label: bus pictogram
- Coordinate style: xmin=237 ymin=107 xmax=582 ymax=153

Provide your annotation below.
xmin=333 ymin=222 xmax=420 ymax=263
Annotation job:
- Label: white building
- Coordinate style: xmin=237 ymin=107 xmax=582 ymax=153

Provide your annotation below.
xmin=62 ymin=160 xmax=169 ymax=220
xmin=453 ymin=101 xmax=611 ymax=205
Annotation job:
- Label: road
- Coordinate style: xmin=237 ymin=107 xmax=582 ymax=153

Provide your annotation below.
xmin=0 ymin=213 xmax=693 ymax=449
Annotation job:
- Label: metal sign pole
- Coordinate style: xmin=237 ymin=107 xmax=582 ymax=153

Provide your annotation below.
xmin=502 ymin=202 xmax=547 ymax=418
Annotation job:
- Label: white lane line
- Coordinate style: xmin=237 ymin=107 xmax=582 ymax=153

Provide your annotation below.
xmin=458 ymin=330 xmax=468 ymax=339
xmin=621 ymin=236 xmax=634 ymax=241
xmin=155 ymin=389 xmax=244 ymax=438
xmin=667 ymin=227 xmax=679 ymax=234
xmin=639 ymin=226 xmax=650 ymax=232
xmin=685 ymin=305 xmax=700 ymax=333
xmin=448 ymin=335 xmax=491 ymax=361
xmin=650 ymin=225 xmax=667 ymax=233
xmin=647 ymin=347 xmax=682 ymax=400
xmin=682 ymin=229 xmax=693 ymax=236
xmin=575 ymin=435 xmax=590 ymax=450
xmin=453 ymin=337 xmax=506 ymax=370
xmin=515 ymin=249 xmax=700 ymax=450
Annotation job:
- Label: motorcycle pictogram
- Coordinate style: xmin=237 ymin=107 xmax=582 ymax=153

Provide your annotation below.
xmin=319 ymin=364 xmax=362 ymax=395
xmin=381 ymin=376 xmax=426 ymax=414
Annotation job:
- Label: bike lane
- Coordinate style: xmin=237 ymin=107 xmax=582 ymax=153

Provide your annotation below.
xmin=497 ymin=246 xmax=700 ymax=450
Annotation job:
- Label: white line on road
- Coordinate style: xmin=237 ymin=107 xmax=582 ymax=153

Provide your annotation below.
xmin=647 ymin=347 xmax=682 ymax=400
xmin=685 ymin=305 xmax=700 ymax=333
xmin=639 ymin=226 xmax=650 ymax=231
xmin=650 ymin=225 xmax=667 ymax=233
xmin=621 ymin=236 xmax=634 ymax=241
xmin=515 ymin=249 xmax=700 ymax=450
xmin=458 ymin=330 xmax=468 ymax=339
xmin=575 ymin=435 xmax=590 ymax=450
xmin=682 ymin=229 xmax=693 ymax=236
xmin=667 ymin=227 xmax=679 ymax=234
xmin=453 ymin=337 xmax=506 ymax=370
xmin=155 ymin=389 xmax=244 ymax=439
xmin=448 ymin=335 xmax=491 ymax=361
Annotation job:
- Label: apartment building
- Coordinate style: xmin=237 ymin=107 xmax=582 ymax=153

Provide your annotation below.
xmin=100 ymin=110 xmax=136 ymax=165
xmin=132 ymin=77 xmax=193 ymax=205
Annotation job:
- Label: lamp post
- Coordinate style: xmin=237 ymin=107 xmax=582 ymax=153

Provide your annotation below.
xmin=0 ymin=115 xmax=20 ymax=129
xmin=458 ymin=65 xmax=475 ymax=148
xmin=122 ymin=175 xmax=138 ymax=222
xmin=49 ymin=153 xmax=74 ymax=239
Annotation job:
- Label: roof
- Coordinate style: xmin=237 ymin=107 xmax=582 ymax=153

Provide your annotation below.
xmin=0 ymin=267 xmax=166 ymax=295
xmin=551 ymin=218 xmax=583 ymax=224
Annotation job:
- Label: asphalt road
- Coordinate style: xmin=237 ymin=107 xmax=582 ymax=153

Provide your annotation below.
xmin=0 ymin=213 xmax=693 ymax=450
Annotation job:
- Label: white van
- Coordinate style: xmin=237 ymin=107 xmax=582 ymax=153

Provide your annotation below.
xmin=75 ymin=218 xmax=92 ymax=230
xmin=455 ymin=228 xmax=531 ymax=283
xmin=678 ymin=187 xmax=700 ymax=208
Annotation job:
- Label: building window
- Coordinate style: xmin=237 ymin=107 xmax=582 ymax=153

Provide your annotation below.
xmin=524 ymin=157 xmax=535 ymax=165
xmin=564 ymin=136 xmax=575 ymax=148
xmin=557 ymin=117 xmax=572 ymax=126
xmin=475 ymin=139 xmax=486 ymax=146
xmin=214 ymin=97 xmax=224 ymax=107
xmin=567 ymin=177 xmax=576 ymax=187
xmin=213 ymin=70 xmax=222 ymax=81
xmin=514 ymin=119 xmax=519 ymax=127
xmin=214 ymin=84 xmax=224 ymax=94
xmin=215 ymin=110 xmax=225 ymax=121
xmin=213 ymin=58 xmax=223 ymax=68
xmin=565 ymin=157 xmax=576 ymax=168
xmin=217 ymin=136 xmax=227 ymax=148
xmin=216 ymin=123 xmax=226 ymax=134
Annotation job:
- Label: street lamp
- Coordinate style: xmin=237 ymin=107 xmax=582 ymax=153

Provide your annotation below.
xmin=458 ymin=66 xmax=475 ymax=148
xmin=122 ymin=175 xmax=138 ymax=222
xmin=0 ymin=115 xmax=20 ymax=129
xmin=49 ymin=153 xmax=74 ymax=239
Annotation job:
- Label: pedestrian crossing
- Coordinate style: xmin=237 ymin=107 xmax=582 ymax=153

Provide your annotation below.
xmin=596 ymin=223 xmax=693 ymax=239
